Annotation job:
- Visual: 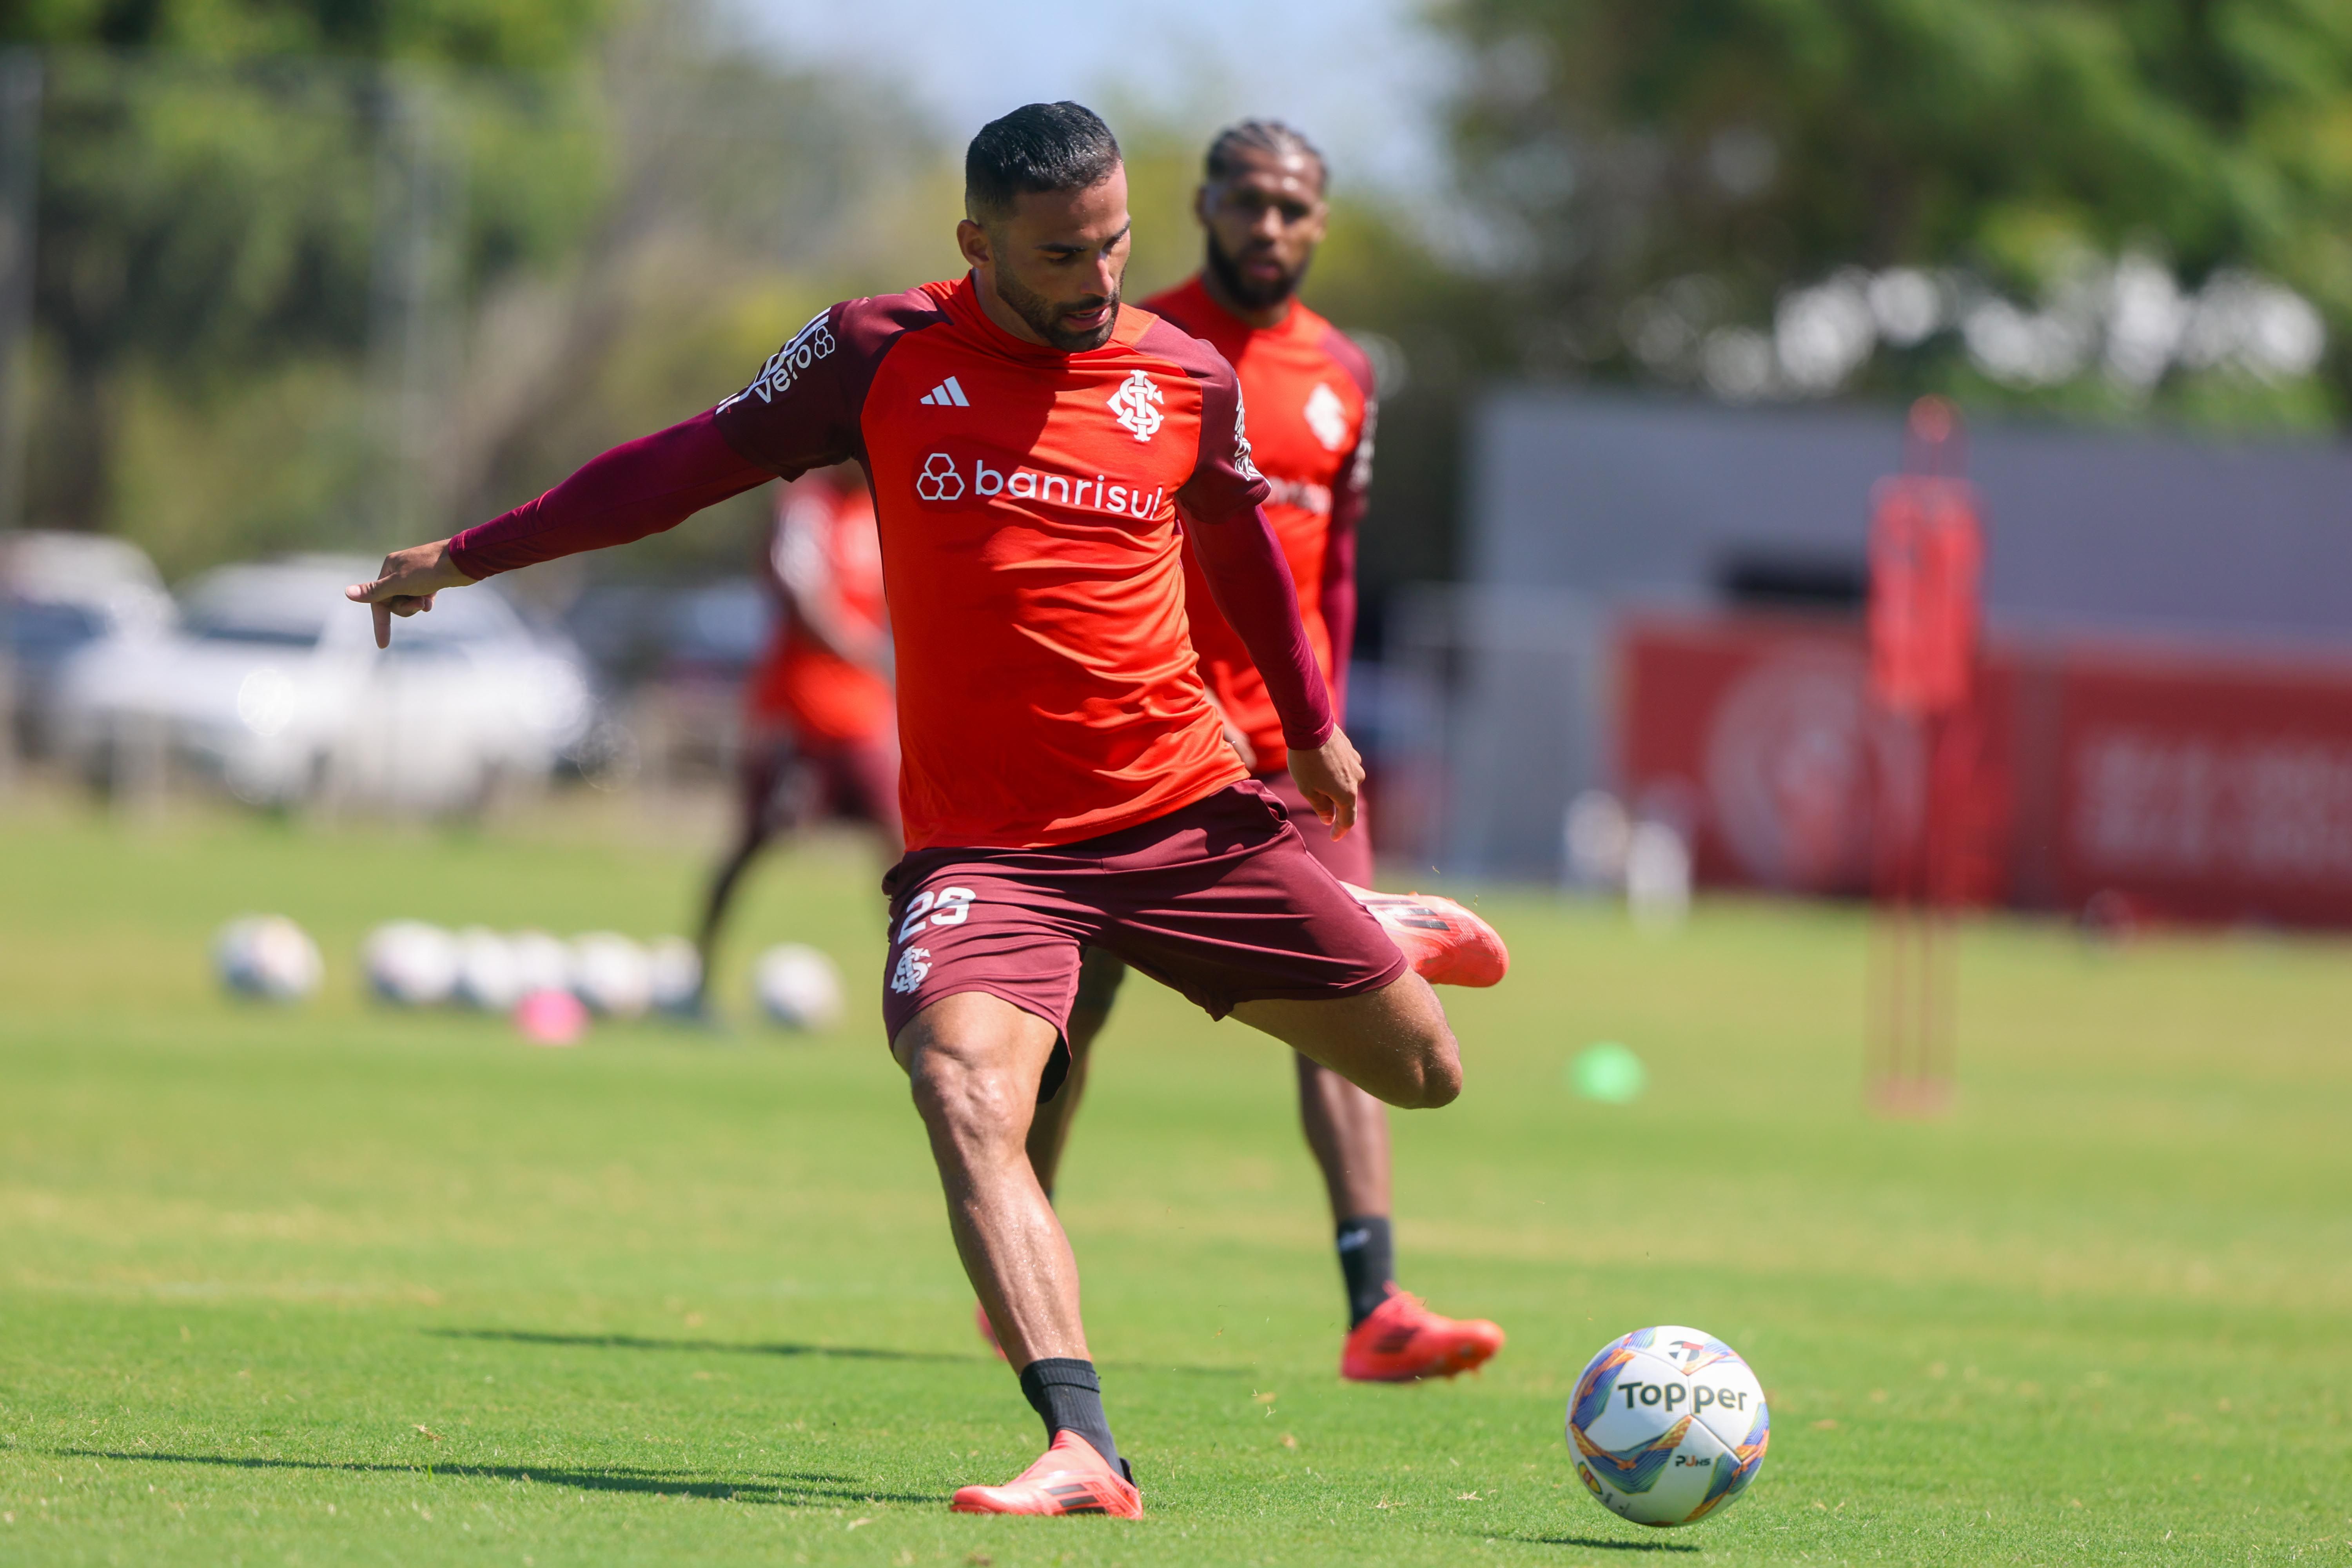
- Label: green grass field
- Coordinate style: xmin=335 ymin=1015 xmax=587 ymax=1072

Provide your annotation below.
xmin=2 ymin=797 xmax=2348 ymax=1566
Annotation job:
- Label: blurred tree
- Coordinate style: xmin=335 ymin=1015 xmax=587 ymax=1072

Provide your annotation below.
xmin=1440 ymin=0 xmax=2352 ymax=421
xmin=452 ymin=13 xmax=941 ymax=590
xmin=1 ymin=0 xmax=614 ymax=541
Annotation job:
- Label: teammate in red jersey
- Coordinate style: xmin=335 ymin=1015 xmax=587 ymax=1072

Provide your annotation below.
xmin=1018 ymin=121 xmax=1506 ymax=1385
xmin=695 ymin=467 xmax=900 ymax=1006
xmin=346 ymin=102 xmax=1483 ymax=1521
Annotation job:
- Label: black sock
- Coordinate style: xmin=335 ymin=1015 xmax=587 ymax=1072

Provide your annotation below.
xmin=1018 ymin=1357 xmax=1120 ymax=1472
xmin=1336 ymin=1215 xmax=1396 ymax=1328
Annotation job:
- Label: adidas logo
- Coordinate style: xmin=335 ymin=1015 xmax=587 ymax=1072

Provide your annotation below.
xmin=918 ymin=375 xmax=970 ymax=408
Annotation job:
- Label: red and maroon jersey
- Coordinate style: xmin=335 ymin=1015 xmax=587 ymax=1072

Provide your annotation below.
xmin=449 ymin=273 xmax=1331 ymax=854
xmin=745 ymin=474 xmax=891 ymax=746
xmin=1147 ymin=276 xmax=1375 ymax=772
xmin=712 ymin=277 xmax=1272 ymax=849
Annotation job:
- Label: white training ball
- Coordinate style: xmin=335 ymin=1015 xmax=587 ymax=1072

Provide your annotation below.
xmin=1568 ymin=1326 xmax=1770 ymax=1528
xmin=213 ymin=915 xmax=323 ymax=1003
xmin=1625 ymin=820 xmax=1693 ymax=931
xmin=753 ymin=943 xmax=844 ymax=1031
xmin=362 ymin=921 xmax=459 ymax=1007
xmin=507 ymin=930 xmax=572 ymax=995
xmin=452 ymin=927 xmax=524 ymax=1012
xmin=646 ymin=936 xmax=703 ymax=1015
xmin=569 ymin=931 xmax=652 ymax=1018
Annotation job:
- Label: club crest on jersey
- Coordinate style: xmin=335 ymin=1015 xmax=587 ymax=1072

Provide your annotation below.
xmin=1106 ymin=370 xmax=1165 ymax=443
xmin=1304 ymin=382 xmax=1350 ymax=451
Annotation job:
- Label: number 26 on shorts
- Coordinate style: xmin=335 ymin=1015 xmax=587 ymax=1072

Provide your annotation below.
xmin=899 ymin=886 xmax=975 ymax=943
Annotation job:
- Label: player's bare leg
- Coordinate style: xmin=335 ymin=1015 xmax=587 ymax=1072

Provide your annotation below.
xmin=1230 ymin=970 xmax=1461 ymax=1109
xmin=692 ymin=836 xmax=772 ymax=1013
xmin=1296 ymin=1054 xmax=1390 ymax=1217
xmin=895 ymin=989 xmax=1140 ymax=1515
xmin=692 ymin=742 xmax=798 ymax=1011
xmin=893 ymin=991 xmax=1087 ymax=1363
xmin=1294 ymin=1047 xmax=1504 ymax=1379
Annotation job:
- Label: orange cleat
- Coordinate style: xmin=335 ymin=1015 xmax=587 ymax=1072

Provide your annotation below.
xmin=1342 ymin=884 xmax=1510 ymax=987
xmin=974 ymin=1299 xmax=1007 ymax=1361
xmin=1340 ymin=1288 xmax=1506 ymax=1383
xmin=949 ymin=1430 xmax=1142 ymax=1517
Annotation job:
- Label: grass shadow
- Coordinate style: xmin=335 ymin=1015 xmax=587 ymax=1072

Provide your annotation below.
xmin=426 ymin=1327 xmax=975 ymax=1364
xmin=1501 ymin=1534 xmax=1704 ymax=1553
xmin=428 ymin=1326 xmax=1256 ymax=1379
xmin=51 ymin=1447 xmax=935 ymax=1508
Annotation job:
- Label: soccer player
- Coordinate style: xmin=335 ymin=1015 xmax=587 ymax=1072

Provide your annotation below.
xmin=694 ymin=466 xmax=900 ymax=1006
xmin=346 ymin=102 xmax=1486 ymax=1521
xmin=1018 ymin=120 xmax=1508 ymax=1384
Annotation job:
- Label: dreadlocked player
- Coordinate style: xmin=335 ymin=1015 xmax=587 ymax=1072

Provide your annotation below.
xmin=1014 ymin=119 xmax=1508 ymax=1384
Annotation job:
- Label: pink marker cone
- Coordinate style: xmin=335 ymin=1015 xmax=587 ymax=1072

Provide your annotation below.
xmin=513 ymin=987 xmax=588 ymax=1046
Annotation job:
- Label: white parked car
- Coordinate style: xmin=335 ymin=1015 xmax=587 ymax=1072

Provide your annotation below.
xmin=0 ymin=530 xmax=176 ymax=753
xmin=53 ymin=555 xmax=595 ymax=813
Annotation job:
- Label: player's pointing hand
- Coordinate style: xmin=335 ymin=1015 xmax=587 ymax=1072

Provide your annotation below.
xmin=345 ymin=541 xmax=474 ymax=649
xmin=1288 ymin=726 xmax=1364 ymax=840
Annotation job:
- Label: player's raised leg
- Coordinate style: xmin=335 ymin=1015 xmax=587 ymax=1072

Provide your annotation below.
xmin=1229 ymin=969 xmax=1460 ymax=1107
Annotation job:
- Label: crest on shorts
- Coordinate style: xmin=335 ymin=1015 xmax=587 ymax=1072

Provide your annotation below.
xmin=1107 ymin=370 xmax=1165 ymax=443
xmin=890 ymin=946 xmax=931 ymax=995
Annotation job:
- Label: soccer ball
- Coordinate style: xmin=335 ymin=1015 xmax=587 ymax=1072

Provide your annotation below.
xmin=1567 ymin=1325 xmax=1770 ymax=1527
xmin=213 ymin=915 xmax=323 ymax=1002
xmin=753 ymin=943 xmax=844 ymax=1031
xmin=645 ymin=936 xmax=703 ymax=1015
xmin=569 ymin=932 xmax=652 ymax=1018
xmin=452 ymin=927 xmax=524 ymax=1012
xmin=363 ymin=921 xmax=459 ymax=1007
xmin=507 ymin=930 xmax=572 ymax=996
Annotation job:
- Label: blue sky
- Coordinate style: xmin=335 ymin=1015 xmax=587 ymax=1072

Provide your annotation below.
xmin=723 ymin=0 xmax=1459 ymax=195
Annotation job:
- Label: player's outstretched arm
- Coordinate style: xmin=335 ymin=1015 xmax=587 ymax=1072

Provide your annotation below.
xmin=345 ymin=409 xmax=773 ymax=647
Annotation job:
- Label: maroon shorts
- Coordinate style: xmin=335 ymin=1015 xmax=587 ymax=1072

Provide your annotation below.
xmin=1071 ymin=769 xmax=1373 ymax=1013
xmin=879 ymin=781 xmax=1405 ymax=1098
xmin=1254 ymin=768 xmax=1374 ymax=886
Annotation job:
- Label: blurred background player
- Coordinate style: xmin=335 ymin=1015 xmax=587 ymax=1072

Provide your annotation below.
xmin=695 ymin=465 xmax=900 ymax=1009
xmin=1018 ymin=120 xmax=1505 ymax=1383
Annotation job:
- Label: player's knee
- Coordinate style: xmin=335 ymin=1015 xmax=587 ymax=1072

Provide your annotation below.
xmin=1412 ymin=1044 xmax=1463 ymax=1109
xmin=905 ymin=1043 xmax=1026 ymax=1142
xmin=1385 ymin=979 xmax=1460 ymax=1108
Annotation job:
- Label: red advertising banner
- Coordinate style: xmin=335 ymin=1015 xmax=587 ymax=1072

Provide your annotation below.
xmin=1619 ymin=610 xmax=2352 ymax=927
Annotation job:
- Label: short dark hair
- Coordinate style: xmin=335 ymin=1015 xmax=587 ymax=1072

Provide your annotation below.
xmin=965 ymin=102 xmax=1123 ymax=221
xmin=1205 ymin=118 xmax=1328 ymax=191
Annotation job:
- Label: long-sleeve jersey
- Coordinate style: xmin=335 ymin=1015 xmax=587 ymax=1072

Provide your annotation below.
xmin=1145 ymin=276 xmax=1374 ymax=773
xmin=448 ymin=273 xmax=1334 ymax=851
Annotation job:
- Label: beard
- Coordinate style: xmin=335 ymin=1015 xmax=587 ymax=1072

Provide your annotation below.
xmin=1206 ymin=229 xmax=1307 ymax=313
xmin=991 ymin=262 xmax=1121 ymax=353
